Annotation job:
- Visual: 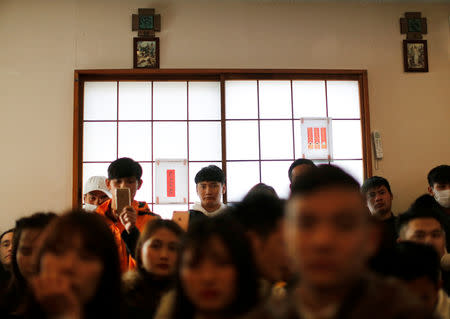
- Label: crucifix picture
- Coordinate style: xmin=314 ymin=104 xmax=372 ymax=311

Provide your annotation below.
xmin=132 ymin=8 xmax=161 ymax=69
xmin=403 ymin=40 xmax=428 ymax=72
xmin=400 ymin=12 xmax=429 ymax=73
xmin=133 ymin=37 xmax=160 ymax=69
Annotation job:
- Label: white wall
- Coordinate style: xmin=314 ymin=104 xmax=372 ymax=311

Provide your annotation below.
xmin=0 ymin=0 xmax=449 ymax=229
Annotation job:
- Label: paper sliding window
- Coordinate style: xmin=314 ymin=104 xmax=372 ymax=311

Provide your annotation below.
xmin=155 ymin=159 xmax=188 ymax=204
xmin=300 ymin=118 xmax=333 ymax=160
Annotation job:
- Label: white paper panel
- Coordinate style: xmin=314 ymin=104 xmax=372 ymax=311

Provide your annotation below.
xmin=118 ymin=122 xmax=152 ymax=161
xmin=226 ymin=121 xmax=259 ymax=160
xmin=260 ymin=120 xmax=293 ymax=160
xmin=259 ymin=81 xmax=292 ymax=119
xmin=153 ymin=122 xmax=187 ymax=159
xmin=225 ymin=81 xmax=258 ymax=119
xmin=293 ymin=81 xmax=327 ymax=118
xmin=293 ymin=119 xmax=303 ymax=159
xmin=153 ymin=82 xmax=187 ymax=120
xmin=332 ymin=120 xmax=362 ymax=159
xmin=189 ymin=82 xmax=221 ymax=120
xmin=83 ymin=122 xmax=117 ymax=161
xmin=84 ymin=82 xmax=117 ymax=120
xmin=226 ymin=161 xmax=260 ymax=202
xmin=118 ymin=82 xmax=151 ymax=120
xmin=189 ymin=122 xmax=222 ymax=161
xmin=327 ymin=81 xmax=361 ymax=119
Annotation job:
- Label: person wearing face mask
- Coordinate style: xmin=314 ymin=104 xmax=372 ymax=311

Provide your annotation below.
xmin=83 ymin=176 xmax=111 ymax=212
xmin=428 ymin=165 xmax=450 ymax=214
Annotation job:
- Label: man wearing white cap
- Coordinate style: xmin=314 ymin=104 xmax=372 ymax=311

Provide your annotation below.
xmin=83 ymin=176 xmax=111 ymax=212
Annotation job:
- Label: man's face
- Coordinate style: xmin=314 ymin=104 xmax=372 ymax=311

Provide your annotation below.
xmin=106 ymin=176 xmax=142 ymax=202
xmin=83 ymin=190 xmax=110 ymax=206
xmin=401 ymin=218 xmax=446 ymax=258
xmin=429 ymin=182 xmax=450 ymax=194
xmin=429 ymin=182 xmax=450 ymax=209
xmin=365 ymin=185 xmax=393 ymax=218
xmin=286 ymin=187 xmax=374 ymax=291
xmin=196 ymin=181 xmax=225 ymax=211
xmin=0 ymin=231 xmax=13 ymax=268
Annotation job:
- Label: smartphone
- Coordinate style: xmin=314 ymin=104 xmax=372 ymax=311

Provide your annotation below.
xmin=114 ymin=188 xmax=131 ymax=213
xmin=172 ymin=211 xmax=189 ymax=231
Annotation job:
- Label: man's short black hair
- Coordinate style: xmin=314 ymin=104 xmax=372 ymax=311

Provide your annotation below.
xmin=410 ymin=194 xmax=443 ymax=212
xmin=194 ymin=165 xmax=225 ymax=184
xmin=290 ymin=164 xmax=360 ymax=198
xmin=228 ymin=192 xmax=285 ymax=239
xmin=428 ymin=165 xmax=450 ymax=187
xmin=288 ymin=158 xmax=316 ymax=182
xmin=386 ymin=242 xmax=440 ymax=287
xmin=108 ymin=157 xmax=143 ymax=181
xmin=246 ymin=183 xmax=278 ymax=199
xmin=361 ymin=176 xmax=392 ymax=196
xmin=397 ymin=197 xmax=445 ymax=238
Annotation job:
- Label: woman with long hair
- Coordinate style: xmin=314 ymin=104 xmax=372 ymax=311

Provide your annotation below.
xmin=122 ymin=219 xmax=184 ymax=319
xmin=0 ymin=212 xmax=56 ymax=318
xmin=30 ymin=211 xmax=122 ymax=319
xmin=170 ymin=215 xmax=260 ymax=319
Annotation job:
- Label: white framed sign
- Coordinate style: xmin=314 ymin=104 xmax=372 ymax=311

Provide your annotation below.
xmin=300 ymin=117 xmax=333 ymax=160
xmin=155 ymin=159 xmax=188 ymax=204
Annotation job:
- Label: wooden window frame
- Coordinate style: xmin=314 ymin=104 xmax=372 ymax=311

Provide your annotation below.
xmin=73 ymin=69 xmax=372 ymax=208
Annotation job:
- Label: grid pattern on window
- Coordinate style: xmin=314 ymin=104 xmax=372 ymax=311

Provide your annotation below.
xmin=83 ymin=81 xmax=222 ymax=218
xmin=77 ymin=70 xmax=370 ymax=219
xmin=224 ymin=80 xmax=363 ymax=201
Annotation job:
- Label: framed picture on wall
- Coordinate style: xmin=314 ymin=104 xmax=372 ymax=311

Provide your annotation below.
xmin=403 ymin=40 xmax=428 ymax=72
xmin=133 ymin=37 xmax=160 ymax=69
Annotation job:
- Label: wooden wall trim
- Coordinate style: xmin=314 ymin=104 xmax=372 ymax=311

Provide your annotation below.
xmin=360 ymin=71 xmax=373 ymax=179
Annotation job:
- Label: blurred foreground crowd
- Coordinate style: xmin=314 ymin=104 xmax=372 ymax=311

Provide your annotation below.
xmin=0 ymin=158 xmax=449 ymax=319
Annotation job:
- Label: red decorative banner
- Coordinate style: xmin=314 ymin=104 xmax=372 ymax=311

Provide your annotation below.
xmin=307 ymin=127 xmax=313 ymax=150
xmin=321 ymin=127 xmax=327 ymax=149
xmin=314 ymin=127 xmax=320 ymax=149
xmin=167 ymin=169 xmax=176 ymax=197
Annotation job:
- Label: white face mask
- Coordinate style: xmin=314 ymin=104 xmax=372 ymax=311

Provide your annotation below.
xmin=434 ymin=189 xmax=450 ymax=208
xmin=83 ymin=203 xmax=98 ymax=212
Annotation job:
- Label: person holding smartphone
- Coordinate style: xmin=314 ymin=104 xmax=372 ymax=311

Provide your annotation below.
xmin=95 ymin=157 xmax=160 ymax=273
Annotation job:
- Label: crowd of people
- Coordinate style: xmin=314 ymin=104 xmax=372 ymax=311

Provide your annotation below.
xmin=0 ymin=157 xmax=449 ymax=319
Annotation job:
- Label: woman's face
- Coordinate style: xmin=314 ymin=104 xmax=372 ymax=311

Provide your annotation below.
xmin=39 ymin=235 xmax=104 ymax=305
xmin=141 ymin=228 xmax=180 ymax=276
xmin=16 ymin=228 xmax=44 ymax=283
xmin=180 ymin=237 xmax=237 ymax=314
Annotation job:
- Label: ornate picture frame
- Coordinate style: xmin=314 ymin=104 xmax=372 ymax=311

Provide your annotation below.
xmin=403 ymin=40 xmax=428 ymax=72
xmin=133 ymin=37 xmax=160 ymax=69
